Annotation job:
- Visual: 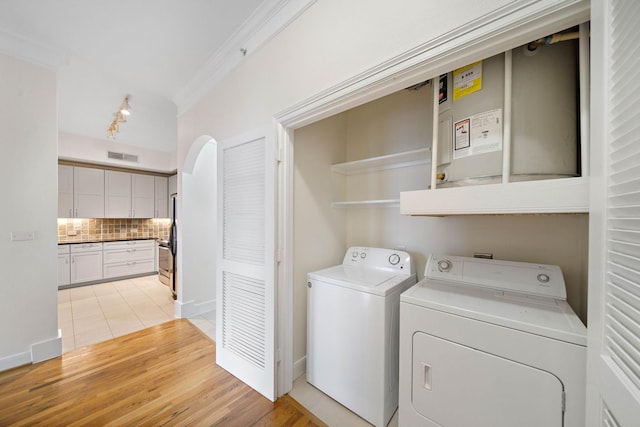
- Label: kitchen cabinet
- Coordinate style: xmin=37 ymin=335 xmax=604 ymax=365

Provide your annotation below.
xmin=58 ymin=165 xmax=74 ymax=218
xmin=155 ymin=176 xmax=168 ymax=218
xmin=105 ymin=171 xmax=155 ymax=218
xmin=70 ymin=243 xmax=103 ymax=284
xmin=57 ymin=245 xmax=70 ymax=287
xmin=103 ymin=240 xmax=155 ymax=279
xmin=58 ymin=165 xmax=105 ymax=218
xmin=168 ymin=174 xmax=177 ymax=196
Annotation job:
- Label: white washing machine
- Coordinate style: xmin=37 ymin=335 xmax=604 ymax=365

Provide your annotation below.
xmin=307 ymin=246 xmax=417 ymax=427
xmin=399 ymin=255 xmax=587 ymax=427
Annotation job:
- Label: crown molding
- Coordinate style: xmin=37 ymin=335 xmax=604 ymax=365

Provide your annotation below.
xmin=173 ymin=0 xmax=317 ymax=116
xmin=274 ymin=0 xmax=589 ymax=129
xmin=0 ymin=28 xmax=68 ymax=70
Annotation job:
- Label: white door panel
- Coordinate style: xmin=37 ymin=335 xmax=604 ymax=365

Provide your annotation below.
xmin=589 ymin=1 xmax=640 ymax=425
xmin=216 ymin=130 xmax=276 ymax=401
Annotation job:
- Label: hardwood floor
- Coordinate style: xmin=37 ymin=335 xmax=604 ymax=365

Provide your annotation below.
xmin=0 ymin=319 xmax=325 ymax=426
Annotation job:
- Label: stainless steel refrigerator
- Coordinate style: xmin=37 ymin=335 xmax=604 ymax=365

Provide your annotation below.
xmin=158 ymin=194 xmax=177 ymax=299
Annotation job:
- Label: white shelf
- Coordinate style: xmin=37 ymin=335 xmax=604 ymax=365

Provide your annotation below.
xmin=331 ymin=148 xmax=430 ymax=175
xmin=332 ymin=199 xmax=400 ymax=208
xmin=400 ymin=177 xmax=589 ymax=216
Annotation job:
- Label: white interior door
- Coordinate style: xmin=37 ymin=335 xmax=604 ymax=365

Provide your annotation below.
xmin=216 ymin=130 xmax=276 ymax=401
xmin=589 ymin=1 xmax=640 ymax=425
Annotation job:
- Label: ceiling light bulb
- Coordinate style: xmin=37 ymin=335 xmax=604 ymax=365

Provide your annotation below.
xmin=115 ymin=111 xmax=127 ymax=123
xmin=120 ymin=97 xmax=131 ymax=116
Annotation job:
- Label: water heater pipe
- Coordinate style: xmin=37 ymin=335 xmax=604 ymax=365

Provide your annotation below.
xmin=502 ymin=50 xmax=513 ymax=183
xmin=430 ymin=79 xmax=440 ymax=190
xmin=528 ymin=31 xmax=580 ymax=51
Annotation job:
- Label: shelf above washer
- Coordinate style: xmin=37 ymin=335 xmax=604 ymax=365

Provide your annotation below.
xmin=331 ymin=148 xmax=430 ymax=175
xmin=332 ymin=199 xmax=400 ymax=208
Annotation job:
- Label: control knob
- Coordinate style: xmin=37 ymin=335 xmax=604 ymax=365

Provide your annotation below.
xmin=389 ymin=254 xmax=401 ymax=265
xmin=437 ymin=259 xmax=452 ymax=272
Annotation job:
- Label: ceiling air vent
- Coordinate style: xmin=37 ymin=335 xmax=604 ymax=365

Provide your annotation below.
xmin=107 ymin=151 xmax=139 ymax=163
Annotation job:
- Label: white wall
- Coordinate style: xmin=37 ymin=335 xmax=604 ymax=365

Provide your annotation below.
xmin=59 ymin=131 xmax=176 ymax=173
xmin=293 ymin=114 xmax=347 ymax=377
xmin=176 ymin=0 xmax=513 ymax=157
xmin=178 ymin=140 xmax=217 ymax=316
xmin=0 ymin=53 xmax=60 ymax=369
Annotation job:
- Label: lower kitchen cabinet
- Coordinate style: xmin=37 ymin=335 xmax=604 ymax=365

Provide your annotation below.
xmin=59 ymin=240 xmax=157 ymax=288
xmin=103 ymin=240 xmax=155 ymax=279
xmin=70 ymin=243 xmax=103 ymax=284
xmin=57 ymin=245 xmax=70 ymax=287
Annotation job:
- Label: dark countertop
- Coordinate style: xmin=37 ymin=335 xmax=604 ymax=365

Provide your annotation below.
xmin=58 ymin=238 xmax=160 ymax=245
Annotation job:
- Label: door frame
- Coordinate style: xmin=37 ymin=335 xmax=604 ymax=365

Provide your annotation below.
xmin=274 ymin=0 xmax=590 ymax=397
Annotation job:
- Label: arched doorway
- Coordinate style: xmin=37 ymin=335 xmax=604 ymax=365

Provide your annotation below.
xmin=177 ymin=135 xmax=217 ymax=320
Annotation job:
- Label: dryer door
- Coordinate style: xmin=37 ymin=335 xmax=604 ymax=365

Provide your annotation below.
xmin=412 ymin=332 xmax=564 ymax=427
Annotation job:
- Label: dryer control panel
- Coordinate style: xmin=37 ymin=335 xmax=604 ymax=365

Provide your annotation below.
xmin=343 ymin=247 xmax=414 ymax=275
xmin=426 ymin=254 xmax=567 ymax=300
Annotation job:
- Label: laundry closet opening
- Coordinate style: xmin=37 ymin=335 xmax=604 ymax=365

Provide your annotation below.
xmin=290 ymin=24 xmax=589 ymax=382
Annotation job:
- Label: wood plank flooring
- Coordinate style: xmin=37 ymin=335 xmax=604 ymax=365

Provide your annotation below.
xmin=0 ymin=319 xmax=325 ymax=426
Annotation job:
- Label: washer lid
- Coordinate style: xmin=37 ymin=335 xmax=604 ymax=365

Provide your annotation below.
xmin=401 ymin=278 xmax=587 ymax=346
xmin=308 ymin=265 xmax=415 ymax=296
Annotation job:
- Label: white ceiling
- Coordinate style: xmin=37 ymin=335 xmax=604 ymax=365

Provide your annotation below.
xmin=0 ymin=0 xmax=276 ymax=153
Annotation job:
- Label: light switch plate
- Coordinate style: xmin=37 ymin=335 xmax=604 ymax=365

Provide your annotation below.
xmin=10 ymin=231 xmax=35 ymax=241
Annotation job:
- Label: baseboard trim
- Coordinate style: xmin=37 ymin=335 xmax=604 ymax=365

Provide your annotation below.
xmin=176 ymin=299 xmax=216 ymax=318
xmin=293 ymin=355 xmax=306 ymax=380
xmin=31 ymin=330 xmax=62 ymax=363
xmin=0 ymin=351 xmax=31 ymax=372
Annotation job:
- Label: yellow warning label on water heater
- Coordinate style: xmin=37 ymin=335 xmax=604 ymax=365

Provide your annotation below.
xmin=453 ymin=61 xmax=483 ymax=100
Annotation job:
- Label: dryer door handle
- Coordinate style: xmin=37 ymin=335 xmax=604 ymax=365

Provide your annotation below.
xmin=422 ymin=363 xmax=432 ymax=391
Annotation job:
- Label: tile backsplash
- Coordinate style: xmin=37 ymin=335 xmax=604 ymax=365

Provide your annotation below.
xmin=57 ymin=218 xmax=171 ymax=243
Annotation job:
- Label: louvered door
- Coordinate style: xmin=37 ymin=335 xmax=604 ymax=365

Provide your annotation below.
xmin=589 ymin=1 xmax=640 ymax=425
xmin=216 ymin=131 xmax=276 ymax=401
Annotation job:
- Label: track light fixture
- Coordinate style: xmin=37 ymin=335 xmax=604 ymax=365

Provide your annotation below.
xmin=107 ymin=96 xmax=131 ymax=139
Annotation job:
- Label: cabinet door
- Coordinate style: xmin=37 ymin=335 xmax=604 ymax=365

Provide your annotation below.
xmin=70 ymin=251 xmax=103 ymax=283
xmin=58 ymin=165 xmax=74 ymax=218
xmin=155 ymin=176 xmax=168 ymax=218
xmin=57 ymin=254 xmax=70 ymax=287
xmin=168 ymin=174 xmax=177 ymax=196
xmin=105 ymin=170 xmax=132 ymax=218
xmin=132 ymin=173 xmax=155 ymax=218
xmin=74 ymin=167 xmax=104 ymax=218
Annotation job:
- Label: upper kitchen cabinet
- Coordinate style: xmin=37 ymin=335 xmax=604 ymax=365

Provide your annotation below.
xmin=58 ymin=165 xmax=105 ymax=218
xmin=58 ymin=165 xmax=73 ymax=218
xmin=168 ymin=174 xmax=177 ymax=195
xmin=400 ymin=24 xmax=590 ymax=216
xmin=105 ymin=171 xmax=155 ymax=218
xmin=154 ymin=176 xmax=168 ymax=218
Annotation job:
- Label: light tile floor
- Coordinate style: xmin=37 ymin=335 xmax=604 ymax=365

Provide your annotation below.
xmin=59 ymin=275 xmax=178 ymax=352
xmin=58 ymin=277 xmax=386 ymax=426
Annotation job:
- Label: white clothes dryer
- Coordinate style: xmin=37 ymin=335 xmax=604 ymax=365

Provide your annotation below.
xmin=307 ymin=247 xmax=416 ymax=427
xmin=399 ymin=255 xmax=587 ymax=427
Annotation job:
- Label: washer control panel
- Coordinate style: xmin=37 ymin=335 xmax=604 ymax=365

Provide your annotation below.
xmin=344 ymin=247 xmax=414 ymax=274
xmin=426 ymin=254 xmax=567 ymax=300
